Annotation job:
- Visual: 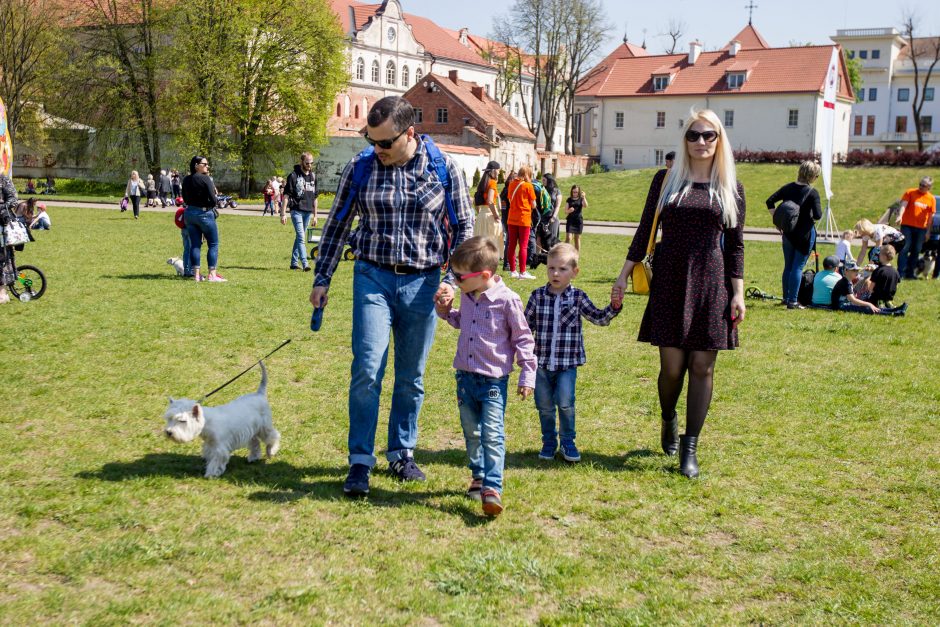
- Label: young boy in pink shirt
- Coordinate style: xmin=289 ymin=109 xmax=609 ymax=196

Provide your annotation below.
xmin=435 ymin=236 xmax=536 ymax=516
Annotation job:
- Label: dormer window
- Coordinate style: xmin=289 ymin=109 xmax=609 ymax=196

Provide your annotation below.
xmin=653 ymin=75 xmax=670 ymax=91
xmin=727 ymin=72 xmax=745 ymax=89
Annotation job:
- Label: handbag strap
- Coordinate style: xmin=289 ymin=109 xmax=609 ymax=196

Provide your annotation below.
xmin=645 ymin=178 xmax=668 ymax=256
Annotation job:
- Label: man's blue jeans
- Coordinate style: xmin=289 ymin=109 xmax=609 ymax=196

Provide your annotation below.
xmin=290 ymin=210 xmax=312 ymax=268
xmin=898 ymin=225 xmax=927 ymax=278
xmin=455 ymin=371 xmax=507 ymax=492
xmin=348 ymin=260 xmax=440 ymax=468
xmin=781 ymin=232 xmax=814 ymax=304
xmin=535 ymin=367 xmax=577 ymax=445
xmin=184 ymin=207 xmax=219 ymax=270
xmin=181 ymin=229 xmax=192 ymax=276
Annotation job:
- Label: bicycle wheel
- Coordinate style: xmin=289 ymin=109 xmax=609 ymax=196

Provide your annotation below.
xmin=9 ymin=265 xmax=46 ymax=301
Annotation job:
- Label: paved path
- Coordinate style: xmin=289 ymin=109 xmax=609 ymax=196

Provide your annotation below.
xmin=46 ymin=199 xmax=788 ymax=242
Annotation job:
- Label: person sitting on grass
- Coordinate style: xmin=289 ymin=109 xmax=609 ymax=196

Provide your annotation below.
xmin=435 ymin=236 xmax=536 ymax=517
xmin=813 ymin=257 xmax=906 ymax=316
xmin=29 ymin=201 xmax=50 ymax=230
xmin=524 ymin=243 xmax=622 ymax=463
xmin=865 ymin=245 xmax=901 ymax=308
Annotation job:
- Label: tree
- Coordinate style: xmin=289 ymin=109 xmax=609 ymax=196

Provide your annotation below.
xmin=660 ymin=18 xmax=685 ymax=55
xmin=561 ymin=0 xmax=610 ymax=154
xmin=900 ymin=12 xmax=940 ymax=151
xmin=843 ymin=51 xmax=864 ymax=102
xmin=0 ymin=0 xmax=63 ymax=143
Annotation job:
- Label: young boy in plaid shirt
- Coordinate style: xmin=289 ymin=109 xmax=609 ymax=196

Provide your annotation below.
xmin=524 ymin=243 xmax=623 ymax=462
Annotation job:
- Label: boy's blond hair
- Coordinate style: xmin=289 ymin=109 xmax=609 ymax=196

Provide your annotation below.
xmin=880 ymin=244 xmax=896 ymax=261
xmin=450 ymin=235 xmax=499 ymax=272
xmin=547 ymin=242 xmax=580 ymax=269
xmin=841 ymin=230 xmax=853 ymax=240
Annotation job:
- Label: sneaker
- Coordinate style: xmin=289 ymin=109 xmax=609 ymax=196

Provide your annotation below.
xmin=289 ymin=266 xmax=299 ymax=271
xmin=892 ymin=302 xmax=908 ymax=316
xmin=538 ymin=440 xmax=558 ymax=460
xmin=193 ymin=273 xmax=202 ymax=282
xmin=560 ymin=440 xmax=581 ymax=462
xmin=303 ymin=266 xmax=312 ymax=272
xmin=343 ymin=463 xmax=371 ymax=496
xmin=510 ymin=271 xmax=520 ymax=279
xmin=519 ymin=271 xmax=536 ymax=280
xmin=0 ymin=291 xmax=9 ymax=305
xmin=389 ymin=456 xmax=427 ymax=482
xmin=466 ymin=478 xmax=483 ymax=500
xmin=207 ymin=275 xmax=227 ymax=282
xmin=786 ymin=302 xmax=805 ymax=310
xmin=481 ymin=488 xmax=503 ymax=516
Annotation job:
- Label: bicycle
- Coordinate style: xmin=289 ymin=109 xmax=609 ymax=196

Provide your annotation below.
xmin=8 ymin=259 xmax=46 ymax=301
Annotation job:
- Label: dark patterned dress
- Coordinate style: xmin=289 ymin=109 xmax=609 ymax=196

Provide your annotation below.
xmin=0 ymin=175 xmax=20 ymax=286
xmin=626 ymin=169 xmax=746 ymax=351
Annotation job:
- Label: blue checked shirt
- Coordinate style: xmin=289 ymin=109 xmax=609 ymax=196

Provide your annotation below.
xmin=524 ymin=285 xmax=621 ymax=371
xmin=313 ymin=138 xmax=474 ymax=288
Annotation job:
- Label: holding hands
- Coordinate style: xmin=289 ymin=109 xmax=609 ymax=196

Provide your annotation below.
xmin=517 ymin=386 xmax=533 ymax=400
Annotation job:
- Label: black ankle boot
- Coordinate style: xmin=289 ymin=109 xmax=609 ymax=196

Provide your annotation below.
xmin=679 ymin=434 xmax=699 ymax=478
xmin=661 ymin=412 xmax=679 ymax=456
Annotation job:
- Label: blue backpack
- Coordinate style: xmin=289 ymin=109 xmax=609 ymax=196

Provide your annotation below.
xmin=335 ymin=135 xmax=460 ymax=256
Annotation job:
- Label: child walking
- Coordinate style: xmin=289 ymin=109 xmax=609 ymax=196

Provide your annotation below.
xmin=524 ymin=243 xmax=622 ymax=462
xmin=436 ymin=236 xmax=536 ymax=517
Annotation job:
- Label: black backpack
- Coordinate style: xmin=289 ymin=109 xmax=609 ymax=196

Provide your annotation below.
xmin=473 ymin=184 xmax=486 ymax=206
xmin=797 ymin=238 xmax=820 ymax=306
xmin=773 ymin=186 xmax=813 ymax=235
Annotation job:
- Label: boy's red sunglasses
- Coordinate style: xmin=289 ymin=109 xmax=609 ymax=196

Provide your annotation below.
xmin=453 ymin=270 xmax=485 ymax=282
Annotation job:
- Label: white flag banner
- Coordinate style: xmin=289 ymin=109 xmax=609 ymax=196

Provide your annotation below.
xmin=819 ymin=46 xmax=840 ymax=201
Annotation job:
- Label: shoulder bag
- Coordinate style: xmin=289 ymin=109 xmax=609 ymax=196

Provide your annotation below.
xmin=3 ymin=219 xmax=29 ymax=248
xmin=630 ymin=181 xmax=667 ymax=295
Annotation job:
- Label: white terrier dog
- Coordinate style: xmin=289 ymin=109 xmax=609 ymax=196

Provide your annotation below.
xmin=167 ymin=257 xmax=184 ymax=276
xmin=163 ymin=362 xmax=280 ymax=477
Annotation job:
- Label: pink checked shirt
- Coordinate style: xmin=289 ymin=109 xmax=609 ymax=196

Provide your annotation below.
xmin=440 ymin=277 xmax=537 ymax=389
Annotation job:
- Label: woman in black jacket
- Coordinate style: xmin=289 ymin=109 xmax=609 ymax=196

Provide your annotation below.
xmin=766 ymin=161 xmax=822 ymax=309
xmin=182 ymin=156 xmax=224 ymax=282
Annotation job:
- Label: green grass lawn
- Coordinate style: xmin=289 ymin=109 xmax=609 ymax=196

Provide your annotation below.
xmin=1 ymin=207 xmax=938 ymax=623
xmin=558 ymin=164 xmax=940 ymax=229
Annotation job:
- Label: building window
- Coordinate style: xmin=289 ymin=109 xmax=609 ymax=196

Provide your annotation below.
xmin=386 ymin=61 xmax=396 ymax=85
xmin=615 ymin=112 xmax=624 ymax=128
xmin=847 ymin=50 xmax=855 ymax=59
xmin=485 ymin=84 xmax=490 ymax=95
xmin=921 ymin=116 xmax=933 ymax=132
xmin=653 ymin=75 xmax=669 ymax=91
xmin=371 ymin=60 xmax=379 ymax=83
xmin=724 ymin=110 xmax=734 ymax=128
xmin=859 ymin=50 xmax=868 ymax=59
xmin=655 ymin=149 xmax=664 ymax=166
xmin=868 ymin=88 xmax=878 ymax=101
xmin=401 ymin=65 xmax=409 ymax=87
xmin=656 ymin=111 xmax=665 ymax=128
xmin=437 ymin=108 xmax=448 ymax=124
xmin=854 ymin=115 xmax=863 ymax=135
xmin=414 ymin=108 xmax=422 ymax=123
xmin=574 ymin=113 xmax=583 ymax=143
xmin=871 ymin=49 xmax=880 ymax=59
xmin=926 ymin=87 xmax=935 ymax=101
xmin=354 ymin=105 xmax=360 ymax=118
xmin=788 ymin=109 xmax=799 ymax=127
xmin=895 ymin=116 xmax=907 ymax=133
xmin=514 ymin=102 xmax=520 ymax=117
xmin=898 ymin=88 xmax=910 ymax=102
xmin=866 ymin=115 xmax=875 ymax=135
xmin=614 ymin=148 xmax=623 ymax=165
xmin=355 ymin=57 xmax=365 ymax=81
xmin=336 ymin=103 xmax=341 ymax=117
xmin=415 ymin=68 xmax=423 ymax=83
xmin=727 ymin=72 xmax=745 ymax=89
xmin=858 ymin=88 xmax=865 ymax=101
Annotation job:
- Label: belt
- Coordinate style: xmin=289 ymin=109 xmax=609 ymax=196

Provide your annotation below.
xmin=370 ymin=261 xmax=435 ymax=275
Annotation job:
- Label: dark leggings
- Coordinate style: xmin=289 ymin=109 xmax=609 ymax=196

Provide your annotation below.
xmin=657 ymin=347 xmax=718 ymax=437
xmin=131 ymin=195 xmax=141 ymax=217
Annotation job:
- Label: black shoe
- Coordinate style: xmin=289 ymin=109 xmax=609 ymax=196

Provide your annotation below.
xmin=892 ymin=302 xmax=908 ymax=316
xmin=289 ymin=266 xmax=299 ymax=271
xmin=786 ymin=302 xmax=805 ymax=310
xmin=679 ymin=434 xmax=699 ymax=478
xmin=343 ymin=463 xmax=371 ymax=496
xmin=389 ymin=456 xmax=426 ymax=482
xmin=661 ymin=412 xmax=679 ymax=456
xmin=303 ymin=266 xmax=311 ymax=272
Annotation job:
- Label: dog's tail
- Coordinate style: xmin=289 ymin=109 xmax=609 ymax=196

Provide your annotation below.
xmin=257 ymin=361 xmax=268 ymax=395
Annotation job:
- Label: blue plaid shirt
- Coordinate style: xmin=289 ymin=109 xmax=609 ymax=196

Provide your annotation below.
xmin=313 ymin=138 xmax=474 ymax=288
xmin=524 ymin=285 xmax=621 ymax=371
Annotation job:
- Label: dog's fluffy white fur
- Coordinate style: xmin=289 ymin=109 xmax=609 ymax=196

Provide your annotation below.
xmin=163 ymin=362 xmax=280 ymax=477
xmin=167 ymin=257 xmax=184 ymax=276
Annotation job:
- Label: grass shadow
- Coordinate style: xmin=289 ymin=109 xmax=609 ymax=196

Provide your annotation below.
xmin=224 ymin=265 xmax=271 ymax=271
xmin=102 ymin=273 xmax=181 ymax=281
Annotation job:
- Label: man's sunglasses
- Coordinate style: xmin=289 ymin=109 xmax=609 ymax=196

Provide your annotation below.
xmin=363 ymin=129 xmax=407 ymax=149
xmin=453 ymin=270 xmax=485 ymax=282
xmin=685 ymin=129 xmax=719 ymax=143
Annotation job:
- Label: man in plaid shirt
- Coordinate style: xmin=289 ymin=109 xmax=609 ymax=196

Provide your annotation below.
xmin=524 ymin=243 xmax=622 ymax=463
xmin=309 ymin=96 xmax=474 ymax=496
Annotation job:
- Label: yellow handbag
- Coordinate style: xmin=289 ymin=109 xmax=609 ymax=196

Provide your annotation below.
xmin=630 ymin=184 xmax=665 ymax=295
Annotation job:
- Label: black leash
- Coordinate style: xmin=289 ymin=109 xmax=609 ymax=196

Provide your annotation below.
xmin=198 ymin=339 xmax=291 ymax=403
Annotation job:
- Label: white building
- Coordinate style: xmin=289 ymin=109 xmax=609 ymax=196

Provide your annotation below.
xmin=831 ymin=27 xmax=940 ymax=151
xmin=574 ymin=25 xmax=855 ymax=170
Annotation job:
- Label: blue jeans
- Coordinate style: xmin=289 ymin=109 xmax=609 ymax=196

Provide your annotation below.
xmin=898 ymin=225 xmax=927 ymax=278
xmin=290 ymin=210 xmax=312 ymax=268
xmin=184 ymin=207 xmax=219 ymax=270
xmin=348 ymin=260 xmax=440 ymax=468
xmin=839 ymin=303 xmax=893 ymax=315
xmin=534 ymin=367 xmax=578 ymax=444
xmin=455 ymin=371 xmax=507 ymax=492
xmin=781 ymin=232 xmax=814 ymax=304
xmin=181 ymin=229 xmax=192 ymax=276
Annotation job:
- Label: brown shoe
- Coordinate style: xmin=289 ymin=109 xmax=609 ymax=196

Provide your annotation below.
xmin=466 ymin=478 xmax=483 ymax=501
xmin=481 ymin=488 xmax=503 ymax=516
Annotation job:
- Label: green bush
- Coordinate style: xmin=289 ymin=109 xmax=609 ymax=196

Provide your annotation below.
xmin=472 ymin=168 xmax=481 ymax=188
xmin=588 ymin=163 xmax=606 ymax=175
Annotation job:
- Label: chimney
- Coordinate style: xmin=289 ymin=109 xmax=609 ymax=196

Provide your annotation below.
xmin=448 ymin=70 xmax=459 ymax=84
xmin=458 ymin=28 xmax=469 ymax=46
xmin=688 ymin=40 xmax=702 ymax=65
xmin=470 ymin=85 xmax=485 ymax=101
xmin=729 ymin=40 xmax=741 ymax=56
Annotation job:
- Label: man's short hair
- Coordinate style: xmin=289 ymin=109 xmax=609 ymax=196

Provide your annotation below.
xmin=548 ymin=242 xmax=579 ymax=269
xmin=367 ymin=96 xmax=414 ymax=133
xmin=450 ymin=236 xmax=499 ymax=273
xmin=880 ymin=244 xmax=896 ymax=261
xmin=664 ymin=151 xmax=676 ymax=161
xmin=920 ymin=176 xmax=934 ymax=187
xmin=823 ymin=255 xmax=840 ymax=270
xmin=300 ymin=151 xmax=314 ymax=163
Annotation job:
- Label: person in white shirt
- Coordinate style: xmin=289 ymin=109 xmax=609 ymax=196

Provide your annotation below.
xmin=30 ymin=203 xmax=51 ymax=230
xmin=835 ymin=230 xmax=854 ymax=265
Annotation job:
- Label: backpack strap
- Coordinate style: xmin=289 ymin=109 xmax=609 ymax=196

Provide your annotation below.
xmin=421 ymin=135 xmax=458 ymax=227
xmin=335 ymin=146 xmax=376 ymax=223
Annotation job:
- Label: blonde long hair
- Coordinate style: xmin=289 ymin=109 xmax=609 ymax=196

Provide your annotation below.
xmin=659 ymin=108 xmax=739 ymax=228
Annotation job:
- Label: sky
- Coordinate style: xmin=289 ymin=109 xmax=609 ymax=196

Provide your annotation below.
xmin=399 ymin=0 xmax=937 ymax=56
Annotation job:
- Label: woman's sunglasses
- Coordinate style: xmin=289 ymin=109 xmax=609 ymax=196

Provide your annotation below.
xmin=453 ymin=270 xmax=485 ymax=282
xmin=363 ymin=129 xmax=407 ymax=149
xmin=685 ymin=130 xmax=719 ymax=143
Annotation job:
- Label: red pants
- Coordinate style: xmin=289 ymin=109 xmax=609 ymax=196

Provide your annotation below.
xmin=507 ymin=224 xmax=530 ymax=273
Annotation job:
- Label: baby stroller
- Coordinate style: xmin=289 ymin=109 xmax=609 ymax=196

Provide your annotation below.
xmin=526 ymin=209 xmax=559 ymax=270
xmin=306 ymin=224 xmax=355 ymax=261
xmin=215 ymin=194 xmax=238 ymax=209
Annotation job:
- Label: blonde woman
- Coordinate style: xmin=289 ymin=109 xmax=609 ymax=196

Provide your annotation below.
xmin=124 ymin=171 xmax=144 ymax=219
xmin=612 ymin=109 xmax=746 ymax=479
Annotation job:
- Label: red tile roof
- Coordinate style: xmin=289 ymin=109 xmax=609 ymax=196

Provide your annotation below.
xmin=577 ymin=44 xmax=855 ymax=101
xmin=723 ymin=24 xmax=771 ymax=50
xmin=598 ymin=41 xmax=651 ymax=64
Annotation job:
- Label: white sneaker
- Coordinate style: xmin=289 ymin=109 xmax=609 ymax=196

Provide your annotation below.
xmin=520 ymin=271 xmax=536 ymax=279
xmin=0 ymin=291 xmax=9 ymax=304
xmin=510 ymin=271 xmax=520 ymax=279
